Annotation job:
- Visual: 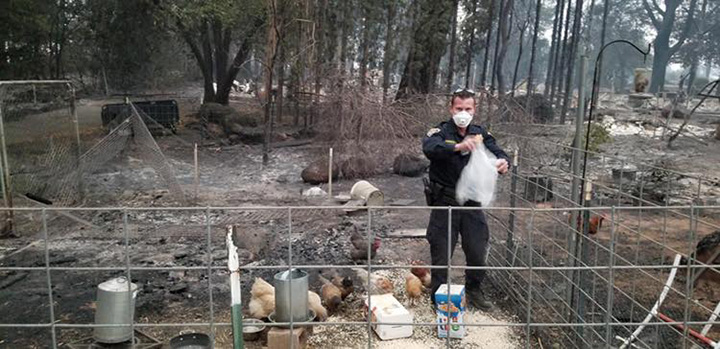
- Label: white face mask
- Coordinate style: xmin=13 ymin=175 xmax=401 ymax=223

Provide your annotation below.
xmin=452 ymin=111 xmax=473 ymax=128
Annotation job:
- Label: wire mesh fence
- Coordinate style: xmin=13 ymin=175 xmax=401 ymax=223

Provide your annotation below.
xmin=0 ymin=204 xmax=718 ymax=349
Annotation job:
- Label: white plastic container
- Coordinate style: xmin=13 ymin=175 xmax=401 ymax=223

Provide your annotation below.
xmin=364 ymin=294 xmax=413 ymax=340
xmin=435 ymin=284 xmax=466 ymax=338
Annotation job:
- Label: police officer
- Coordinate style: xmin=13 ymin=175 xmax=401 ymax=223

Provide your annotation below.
xmin=422 ymin=88 xmax=510 ymax=311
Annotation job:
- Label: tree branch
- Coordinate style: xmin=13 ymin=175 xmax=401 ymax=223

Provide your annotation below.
xmin=670 ymin=0 xmax=698 ymax=54
xmin=642 ymin=0 xmax=661 ymax=28
xmin=651 ymin=0 xmax=665 ymax=16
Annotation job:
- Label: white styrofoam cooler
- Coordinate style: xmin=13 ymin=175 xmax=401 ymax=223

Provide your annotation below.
xmin=364 ymin=294 xmax=413 ymax=340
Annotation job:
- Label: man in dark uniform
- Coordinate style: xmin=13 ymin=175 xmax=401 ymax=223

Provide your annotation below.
xmin=422 ymin=88 xmax=510 ymax=311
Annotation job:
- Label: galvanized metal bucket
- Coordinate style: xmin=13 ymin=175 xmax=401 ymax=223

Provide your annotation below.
xmin=273 ymin=269 xmax=308 ymax=323
xmin=93 ymin=277 xmax=139 ymax=344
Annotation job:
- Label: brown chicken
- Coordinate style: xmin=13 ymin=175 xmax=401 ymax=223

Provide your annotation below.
xmin=350 ymin=227 xmax=381 ymax=261
xmin=332 ymin=274 xmax=354 ymax=300
xmin=567 ymin=213 xmax=607 ymax=235
xmin=405 ymin=273 xmax=424 ymax=306
xmin=248 ymin=277 xmax=275 ymax=319
xmin=410 ymin=261 xmax=432 ymax=288
xmin=308 ymin=291 xmax=328 ymax=322
xmin=353 ymin=268 xmax=394 ymax=295
xmin=318 ymin=275 xmax=343 ymax=313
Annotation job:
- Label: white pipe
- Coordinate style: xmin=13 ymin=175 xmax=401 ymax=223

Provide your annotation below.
xmin=328 ymin=148 xmax=333 ymax=200
xmin=619 ymin=254 xmax=682 ymax=349
xmin=227 ymin=226 xmax=241 ymax=307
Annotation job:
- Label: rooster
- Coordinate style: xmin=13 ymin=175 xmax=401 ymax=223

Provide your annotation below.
xmin=410 ymin=260 xmax=431 ymax=288
xmin=405 ymin=273 xmax=424 ymax=306
xmin=318 ymin=275 xmax=343 ymax=313
xmin=350 ymin=226 xmax=381 ymax=261
xmin=352 ymin=268 xmax=394 ymax=295
xmin=248 ymin=277 xmax=275 ymax=319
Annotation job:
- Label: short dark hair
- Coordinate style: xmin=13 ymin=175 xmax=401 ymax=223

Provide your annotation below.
xmin=450 ymin=90 xmax=475 ymax=105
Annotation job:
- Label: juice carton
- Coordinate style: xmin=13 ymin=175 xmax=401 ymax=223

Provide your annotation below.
xmin=435 ymin=284 xmax=466 ymax=338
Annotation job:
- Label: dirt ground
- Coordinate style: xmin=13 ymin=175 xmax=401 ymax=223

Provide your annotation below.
xmin=1 ymin=91 xmax=719 ymax=348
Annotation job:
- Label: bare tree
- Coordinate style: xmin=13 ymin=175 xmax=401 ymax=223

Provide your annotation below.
xmin=481 ymin=0 xmax=498 ymax=87
xmin=559 ymin=0 xmax=583 ymax=124
xmin=495 ymin=0 xmax=514 ymax=94
xmin=526 ymin=0 xmax=542 ymax=96
xmin=643 ymin=0 xmax=698 ymax=93
xmin=544 ymin=0 xmax=563 ymax=97
xmin=446 ymin=0 xmax=460 ymax=91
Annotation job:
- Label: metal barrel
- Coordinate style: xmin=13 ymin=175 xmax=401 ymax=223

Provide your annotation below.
xmin=273 ymin=269 xmax=309 ymax=323
xmin=93 ymin=277 xmax=138 ymax=343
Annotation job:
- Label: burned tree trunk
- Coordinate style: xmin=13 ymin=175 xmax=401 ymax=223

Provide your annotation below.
xmin=481 ymin=0 xmax=498 ymax=87
xmin=644 ymin=0 xmax=698 ymax=93
xmin=559 ymin=0 xmax=583 ymax=124
xmin=446 ymin=0 xmax=460 ymax=91
xmin=544 ymin=0 xmax=562 ymax=97
xmin=396 ymin=0 xmax=454 ymax=99
xmin=382 ymin=1 xmax=397 ymax=101
xmin=495 ymin=0 xmax=514 ymax=95
xmin=526 ymin=0 xmax=542 ymax=96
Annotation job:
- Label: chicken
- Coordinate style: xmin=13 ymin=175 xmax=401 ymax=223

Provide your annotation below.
xmin=350 ymin=227 xmax=381 ymax=261
xmin=352 ymin=268 xmax=394 ymax=295
xmin=319 ymin=275 xmax=343 ymax=313
xmin=332 ymin=274 xmax=354 ymax=300
xmin=567 ymin=213 xmax=607 ymax=235
xmin=248 ymin=277 xmax=275 ymax=319
xmin=410 ymin=261 xmax=432 ymax=288
xmin=405 ymin=273 xmax=424 ymax=306
xmin=308 ymin=291 xmax=328 ymax=322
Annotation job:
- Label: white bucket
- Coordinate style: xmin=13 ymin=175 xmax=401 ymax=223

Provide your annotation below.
xmin=350 ymin=180 xmax=384 ymax=207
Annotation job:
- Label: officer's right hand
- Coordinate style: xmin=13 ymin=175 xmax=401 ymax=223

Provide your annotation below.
xmin=455 ymin=135 xmax=482 ymax=152
xmin=455 ymin=138 xmax=477 ymax=152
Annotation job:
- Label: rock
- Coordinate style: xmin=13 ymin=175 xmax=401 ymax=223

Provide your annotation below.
xmin=393 ymin=153 xmax=429 ymax=177
xmin=301 ymin=159 xmax=339 ymax=184
xmin=206 ymin=122 xmax=225 ymax=138
xmin=340 ymin=156 xmax=379 ymax=179
xmin=169 ymin=283 xmax=188 ymax=294
xmin=302 ymin=187 xmax=327 ymax=198
xmin=661 ymin=105 xmax=689 ymax=120
xmin=199 ymin=103 xmax=258 ymax=137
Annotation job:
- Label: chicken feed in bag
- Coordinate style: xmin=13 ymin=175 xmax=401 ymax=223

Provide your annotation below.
xmin=455 ymin=142 xmax=498 ymax=206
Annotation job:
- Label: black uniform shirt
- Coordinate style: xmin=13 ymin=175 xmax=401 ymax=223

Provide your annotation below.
xmin=422 ymin=121 xmax=510 ymax=188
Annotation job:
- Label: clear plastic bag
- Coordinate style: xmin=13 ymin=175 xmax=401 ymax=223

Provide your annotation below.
xmin=456 ymin=142 xmax=498 ymax=206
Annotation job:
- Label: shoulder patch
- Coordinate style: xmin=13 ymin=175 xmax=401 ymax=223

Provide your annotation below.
xmin=426 ymin=128 xmax=441 ymax=137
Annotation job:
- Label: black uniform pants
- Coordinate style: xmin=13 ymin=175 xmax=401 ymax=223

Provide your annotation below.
xmin=426 ymin=203 xmax=490 ymax=301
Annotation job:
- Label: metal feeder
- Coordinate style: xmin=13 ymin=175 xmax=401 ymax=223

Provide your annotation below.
xmin=273 ymin=269 xmax=310 ymax=324
xmin=94 ymin=277 xmax=138 ymax=344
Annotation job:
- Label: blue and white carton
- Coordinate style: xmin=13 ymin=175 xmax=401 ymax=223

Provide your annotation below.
xmin=435 ymin=284 xmax=466 ymax=338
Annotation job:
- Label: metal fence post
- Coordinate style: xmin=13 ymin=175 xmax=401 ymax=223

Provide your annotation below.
xmin=567 ymin=56 xmax=587 ymax=323
xmin=69 ymin=84 xmax=83 ymax=202
xmin=0 ymin=86 xmax=15 ymax=236
xmin=604 ymin=207 xmax=617 ymax=346
xmin=507 ymin=149 xmax=519 ymax=263
xmin=575 ymin=181 xmax=593 ymax=346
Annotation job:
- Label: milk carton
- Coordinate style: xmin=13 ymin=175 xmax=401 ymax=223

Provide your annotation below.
xmin=435 ymin=284 xmax=466 ymax=338
xmin=364 ymin=294 xmax=414 ymax=340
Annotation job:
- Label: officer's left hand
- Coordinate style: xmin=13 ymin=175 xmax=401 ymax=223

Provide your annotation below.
xmin=496 ymin=159 xmax=509 ymax=174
